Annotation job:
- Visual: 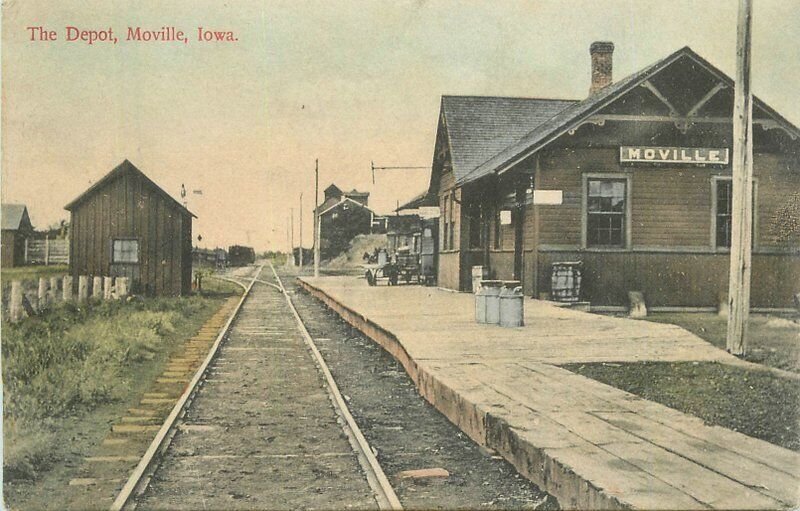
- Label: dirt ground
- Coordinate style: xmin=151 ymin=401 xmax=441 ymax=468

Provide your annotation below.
xmin=562 ymin=361 xmax=800 ymax=452
xmin=288 ymin=275 xmax=558 ymax=510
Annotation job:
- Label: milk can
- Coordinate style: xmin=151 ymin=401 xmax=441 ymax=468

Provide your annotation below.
xmin=499 ymin=282 xmax=524 ymax=327
xmin=482 ymin=280 xmax=503 ymax=324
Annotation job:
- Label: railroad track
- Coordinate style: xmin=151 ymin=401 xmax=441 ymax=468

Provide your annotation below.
xmin=109 ymin=262 xmax=400 ymax=510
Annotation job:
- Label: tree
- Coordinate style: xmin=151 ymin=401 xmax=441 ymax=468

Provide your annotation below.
xmin=771 ymin=192 xmax=800 ymax=247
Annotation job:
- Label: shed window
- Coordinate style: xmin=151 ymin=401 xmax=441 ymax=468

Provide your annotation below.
xmin=112 ymin=239 xmax=139 ymax=263
xmin=587 ymin=179 xmax=627 ymax=247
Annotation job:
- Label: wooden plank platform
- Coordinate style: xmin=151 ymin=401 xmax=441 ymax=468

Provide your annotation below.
xmin=298 ymin=276 xmax=799 ymax=510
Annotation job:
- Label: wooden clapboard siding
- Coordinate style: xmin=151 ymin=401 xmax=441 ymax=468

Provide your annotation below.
xmin=437 ymin=252 xmax=460 ymax=290
xmin=66 ymin=161 xmax=193 ymax=296
xmin=632 ymin=167 xmax=713 ymax=247
xmin=536 ymin=149 xmax=583 ymax=247
xmin=537 ymin=250 xmax=799 ymax=308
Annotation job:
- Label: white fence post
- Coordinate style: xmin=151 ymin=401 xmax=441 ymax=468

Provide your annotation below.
xmin=116 ymin=277 xmax=129 ymax=299
xmin=49 ymin=276 xmax=59 ymax=303
xmin=103 ymin=277 xmax=113 ymax=300
xmin=78 ymin=276 xmax=88 ymax=302
xmin=92 ymin=276 xmax=103 ymax=299
xmin=63 ymin=276 xmax=73 ymax=302
xmin=44 ymin=236 xmax=50 ymax=266
xmin=10 ymin=281 xmax=23 ymax=322
xmin=38 ymin=277 xmax=48 ymax=311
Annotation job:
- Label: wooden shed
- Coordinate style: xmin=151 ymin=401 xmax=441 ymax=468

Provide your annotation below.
xmin=1 ymin=204 xmax=34 ymax=268
xmin=64 ymin=160 xmax=195 ymax=296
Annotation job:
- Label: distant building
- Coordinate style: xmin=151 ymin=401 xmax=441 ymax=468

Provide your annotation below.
xmin=64 ymin=160 xmax=195 ymax=296
xmin=316 ymin=184 xmax=378 ymax=260
xmin=1 ymin=204 xmax=34 ymax=267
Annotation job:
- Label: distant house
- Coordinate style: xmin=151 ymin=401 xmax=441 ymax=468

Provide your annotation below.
xmin=64 ymin=160 xmax=195 ymax=296
xmin=316 ymin=184 xmax=377 ymax=260
xmin=1 ymin=204 xmax=34 ymax=267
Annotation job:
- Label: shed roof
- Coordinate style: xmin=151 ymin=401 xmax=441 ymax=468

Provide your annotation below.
xmin=442 ymin=95 xmax=577 ymax=183
xmin=1 ymin=204 xmax=32 ymax=231
xmin=64 ymin=159 xmax=196 ymax=218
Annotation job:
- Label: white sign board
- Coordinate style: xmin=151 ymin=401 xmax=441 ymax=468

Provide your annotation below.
xmin=620 ymin=146 xmax=729 ymax=165
xmin=499 ymin=210 xmax=512 ymax=225
xmin=533 ymin=190 xmax=563 ymax=205
xmin=417 ymin=206 xmax=440 ymax=219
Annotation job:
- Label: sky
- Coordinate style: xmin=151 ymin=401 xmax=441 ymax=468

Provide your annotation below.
xmin=2 ymin=0 xmax=799 ymax=252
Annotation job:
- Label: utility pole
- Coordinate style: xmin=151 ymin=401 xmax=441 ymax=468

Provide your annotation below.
xmin=726 ymin=0 xmax=754 ymax=356
xmin=290 ymin=208 xmax=295 ymax=266
xmin=314 ymin=159 xmax=320 ymax=278
xmin=299 ymin=193 xmax=304 ymax=270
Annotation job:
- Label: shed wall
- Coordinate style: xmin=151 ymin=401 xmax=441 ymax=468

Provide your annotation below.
xmin=69 ymin=171 xmax=191 ymax=296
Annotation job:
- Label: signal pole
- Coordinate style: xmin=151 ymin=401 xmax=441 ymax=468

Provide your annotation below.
xmin=726 ymin=0 xmax=754 ymax=356
xmin=299 ymin=193 xmax=303 ymax=270
xmin=314 ymin=159 xmax=320 ymax=278
xmin=290 ymin=208 xmax=295 ymax=266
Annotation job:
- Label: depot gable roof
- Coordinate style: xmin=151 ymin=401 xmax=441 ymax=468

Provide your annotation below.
xmin=457 ymin=46 xmax=800 ymax=185
xmin=441 ymin=95 xmax=577 ymax=184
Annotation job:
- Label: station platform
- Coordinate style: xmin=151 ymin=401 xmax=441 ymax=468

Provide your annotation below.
xmin=297 ymin=276 xmax=800 ymax=510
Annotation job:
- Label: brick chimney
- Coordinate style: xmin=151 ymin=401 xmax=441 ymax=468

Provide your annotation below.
xmin=589 ymin=41 xmax=614 ymax=95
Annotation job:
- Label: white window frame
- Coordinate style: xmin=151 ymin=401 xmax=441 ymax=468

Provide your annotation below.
xmin=581 ymin=172 xmax=632 ymax=250
xmin=112 ymin=238 xmax=140 ymax=264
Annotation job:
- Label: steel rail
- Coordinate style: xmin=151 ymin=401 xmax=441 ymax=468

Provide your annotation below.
xmin=110 ymin=264 xmax=263 ymax=511
xmin=270 ymin=263 xmax=403 ymax=510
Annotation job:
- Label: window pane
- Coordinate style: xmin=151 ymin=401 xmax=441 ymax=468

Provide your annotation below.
xmin=587 ymin=179 xmax=626 ymax=247
xmin=113 ymin=240 xmax=139 ymax=263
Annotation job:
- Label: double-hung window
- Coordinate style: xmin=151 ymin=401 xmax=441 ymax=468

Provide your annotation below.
xmin=586 ymin=178 xmax=627 ymax=248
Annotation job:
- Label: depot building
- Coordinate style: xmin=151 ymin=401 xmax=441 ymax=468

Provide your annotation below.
xmin=424 ymin=42 xmax=799 ymax=309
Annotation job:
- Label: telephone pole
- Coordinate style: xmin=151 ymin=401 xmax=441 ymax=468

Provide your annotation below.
xmin=299 ymin=193 xmax=304 ymax=270
xmin=290 ymin=208 xmax=295 ymax=266
xmin=726 ymin=0 xmax=754 ymax=356
xmin=314 ymin=159 xmax=320 ymax=278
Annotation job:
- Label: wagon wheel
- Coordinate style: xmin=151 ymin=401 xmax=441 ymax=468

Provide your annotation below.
xmin=365 ymin=270 xmax=376 ymax=286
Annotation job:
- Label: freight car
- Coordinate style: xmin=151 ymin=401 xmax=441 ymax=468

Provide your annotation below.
xmin=228 ymin=245 xmax=256 ymax=266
